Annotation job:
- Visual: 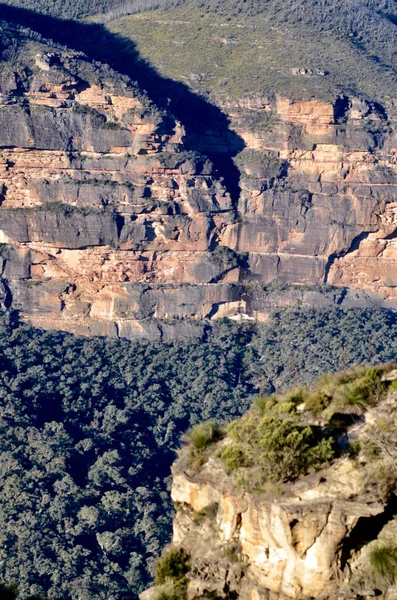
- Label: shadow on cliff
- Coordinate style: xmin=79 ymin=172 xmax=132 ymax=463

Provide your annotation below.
xmin=0 ymin=4 xmax=245 ymax=203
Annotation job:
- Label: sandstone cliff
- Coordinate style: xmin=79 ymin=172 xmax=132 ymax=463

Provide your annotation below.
xmin=147 ymin=366 xmax=397 ymax=600
xmin=0 ymin=18 xmax=397 ymax=339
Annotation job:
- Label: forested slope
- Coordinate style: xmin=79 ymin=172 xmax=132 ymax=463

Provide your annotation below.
xmin=0 ymin=308 xmax=397 ymax=599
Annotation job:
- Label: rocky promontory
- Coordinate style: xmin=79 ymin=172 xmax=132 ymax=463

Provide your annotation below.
xmin=148 ymin=365 xmax=397 ymax=600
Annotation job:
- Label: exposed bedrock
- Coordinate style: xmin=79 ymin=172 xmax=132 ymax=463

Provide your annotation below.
xmin=0 ymin=29 xmax=397 ymax=338
xmin=164 ymin=442 xmax=396 ymax=600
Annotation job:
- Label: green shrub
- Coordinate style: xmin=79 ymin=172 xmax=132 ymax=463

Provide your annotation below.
xmin=100 ymin=120 xmax=123 ymax=130
xmin=368 ymin=543 xmax=397 ymax=587
xmin=219 ymin=402 xmax=334 ymax=489
xmin=186 ymin=422 xmax=219 ymax=450
xmin=335 ymin=382 xmax=372 ymax=414
xmin=333 ymin=367 xmax=387 ymax=414
xmin=154 ymin=580 xmax=188 ymax=600
xmin=192 ymin=502 xmax=219 ymax=524
xmin=334 ymin=366 xmax=370 ymax=386
xmin=210 ymin=245 xmax=240 ymax=269
xmin=73 ymin=102 xmax=103 ymax=118
xmin=220 ymin=444 xmax=248 ymax=473
xmin=155 ymin=548 xmax=190 ymax=586
xmin=305 ymin=391 xmax=332 ymax=415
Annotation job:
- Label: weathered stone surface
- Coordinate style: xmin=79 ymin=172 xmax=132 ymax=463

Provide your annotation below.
xmin=169 ymin=449 xmax=383 ymax=600
xmin=0 ymin=23 xmax=396 ymax=339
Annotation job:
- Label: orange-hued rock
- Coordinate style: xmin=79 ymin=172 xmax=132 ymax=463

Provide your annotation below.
xmin=0 ymin=33 xmax=397 ymax=339
xmin=276 ymin=96 xmax=334 ymax=135
xmin=166 ymin=448 xmax=383 ymax=600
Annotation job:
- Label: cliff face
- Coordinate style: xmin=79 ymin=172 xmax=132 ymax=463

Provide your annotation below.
xmin=1 ymin=21 xmax=397 ymax=339
xmin=228 ymin=97 xmax=397 ymax=300
xmin=154 ymin=370 xmax=397 ymax=600
xmin=0 ymin=26 xmax=238 ymax=338
xmin=170 ymin=455 xmax=371 ymax=600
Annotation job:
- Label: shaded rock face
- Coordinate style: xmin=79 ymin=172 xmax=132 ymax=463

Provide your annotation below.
xmin=169 ymin=452 xmax=386 ymax=600
xmin=0 ymin=23 xmax=397 ymax=339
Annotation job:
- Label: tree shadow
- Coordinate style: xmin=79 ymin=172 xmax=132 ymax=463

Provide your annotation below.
xmin=0 ymin=4 xmax=245 ymax=203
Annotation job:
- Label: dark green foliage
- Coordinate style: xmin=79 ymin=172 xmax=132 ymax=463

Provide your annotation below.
xmin=154 ymin=548 xmax=190 ymax=600
xmin=368 ymin=543 xmax=397 ymax=588
xmin=0 ymin=307 xmax=395 ymax=597
xmin=100 ymin=119 xmax=123 ymax=130
xmin=73 ymin=102 xmax=103 ymax=117
xmin=0 ymin=319 xmax=254 ymax=599
xmin=210 ymin=246 xmax=240 ymax=270
xmin=0 ymin=584 xmax=46 ymax=599
xmin=247 ymin=307 xmax=397 ymax=395
xmin=0 ymin=584 xmax=17 ymax=600
xmin=155 ymin=548 xmax=189 ymax=585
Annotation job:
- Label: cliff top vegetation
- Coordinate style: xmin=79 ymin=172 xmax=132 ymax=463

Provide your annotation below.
xmin=186 ymin=363 xmax=397 ymax=499
xmin=107 ymin=2 xmax=397 ymax=105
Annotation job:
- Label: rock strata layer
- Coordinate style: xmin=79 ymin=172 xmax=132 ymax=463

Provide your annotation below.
xmin=0 ymin=22 xmax=397 ymax=338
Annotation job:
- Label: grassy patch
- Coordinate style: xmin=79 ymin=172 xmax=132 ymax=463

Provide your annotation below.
xmin=368 ymin=543 xmax=397 ymax=588
xmin=186 ymin=422 xmax=219 ymax=450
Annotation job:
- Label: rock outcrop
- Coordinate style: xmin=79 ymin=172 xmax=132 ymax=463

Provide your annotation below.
xmin=0 ymin=20 xmax=397 ymax=339
xmin=228 ymin=97 xmax=397 ymax=303
xmin=153 ymin=370 xmax=397 ymax=600
xmin=170 ymin=456 xmax=373 ymax=600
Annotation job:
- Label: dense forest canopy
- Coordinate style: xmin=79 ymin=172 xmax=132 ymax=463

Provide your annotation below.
xmin=0 ymin=308 xmax=396 ymax=598
xmin=2 ymin=0 xmax=397 ymax=23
